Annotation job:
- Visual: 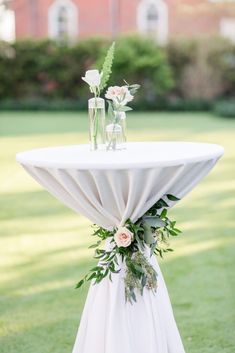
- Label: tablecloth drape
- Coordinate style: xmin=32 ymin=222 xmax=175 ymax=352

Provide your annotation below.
xmin=16 ymin=142 xmax=224 ymax=353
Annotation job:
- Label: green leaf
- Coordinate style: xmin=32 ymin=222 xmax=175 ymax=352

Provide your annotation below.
xmin=90 ymin=266 xmax=102 ymax=272
xmin=131 ymin=290 xmax=137 ymax=303
xmin=168 ymin=229 xmax=179 ymax=236
xmin=128 ymin=84 xmax=141 ymax=95
xmin=100 ymin=42 xmax=115 ymax=92
xmin=133 ymin=264 xmax=145 ymax=274
xmin=141 ymin=274 xmax=147 ymax=287
xmin=136 ymin=234 xmax=145 ymax=251
xmin=160 ymin=208 xmax=167 ymax=218
xmin=166 ymin=194 xmax=180 ymax=201
xmin=87 ymin=272 xmax=97 ymax=281
xmin=150 ymin=241 xmax=157 ymax=257
xmin=107 ymin=100 xmax=115 ymax=119
xmin=143 ymin=216 xmax=165 ymax=228
xmin=154 ymin=199 xmax=169 ymax=209
xmin=89 ymin=240 xmax=101 ymax=249
xmin=118 ymin=106 xmax=133 ymax=112
xmin=143 ymin=224 xmax=156 ymax=244
xmin=173 ymin=227 xmax=182 ymax=233
xmin=75 ymin=279 xmax=84 ymax=289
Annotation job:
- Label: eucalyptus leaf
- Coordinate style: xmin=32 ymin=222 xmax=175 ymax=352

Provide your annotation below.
xmin=119 ymin=106 xmax=133 ymax=112
xmin=133 ymin=264 xmax=145 ymax=274
xmin=143 ymin=223 xmax=156 ymax=244
xmin=143 ymin=216 xmax=166 ymax=228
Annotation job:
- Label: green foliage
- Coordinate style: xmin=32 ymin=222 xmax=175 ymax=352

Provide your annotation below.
xmin=0 ymin=36 xmax=234 ymax=112
xmin=76 ymin=194 xmax=181 ymax=303
xmin=110 ymin=35 xmax=174 ymax=103
xmin=125 ymin=252 xmax=158 ymax=303
xmin=0 ymin=36 xmax=173 ymax=106
xmin=99 ymin=42 xmax=115 ymax=92
xmin=213 ymin=100 xmax=235 ymax=118
xmin=0 ymin=38 xmax=105 ymax=101
xmin=166 ymin=37 xmax=235 ymax=100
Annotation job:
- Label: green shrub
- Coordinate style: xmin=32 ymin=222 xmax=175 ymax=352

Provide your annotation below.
xmin=0 ymin=98 xmax=85 ymax=111
xmin=208 ymin=40 xmax=235 ymax=96
xmin=166 ymin=37 xmax=235 ymax=100
xmin=107 ymin=36 xmax=174 ymax=104
xmin=0 ymin=36 xmax=234 ymax=111
xmin=213 ymin=100 xmax=235 ymax=118
xmin=0 ymin=36 xmax=173 ymax=108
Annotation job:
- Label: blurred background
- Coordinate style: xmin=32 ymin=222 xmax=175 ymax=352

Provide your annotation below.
xmin=0 ymin=0 xmax=234 ymax=111
xmin=0 ymin=1 xmax=235 ymax=353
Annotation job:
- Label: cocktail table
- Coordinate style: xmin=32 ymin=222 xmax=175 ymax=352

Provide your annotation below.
xmin=16 ymin=141 xmax=224 ymax=353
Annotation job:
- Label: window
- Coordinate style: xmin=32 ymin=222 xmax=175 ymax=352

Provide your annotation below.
xmin=220 ymin=18 xmax=235 ymax=43
xmin=48 ymin=0 xmax=78 ymax=40
xmin=137 ymin=0 xmax=168 ymax=44
xmin=57 ymin=6 xmax=68 ymax=39
xmin=0 ymin=4 xmax=15 ymax=42
xmin=146 ymin=3 xmax=159 ymax=33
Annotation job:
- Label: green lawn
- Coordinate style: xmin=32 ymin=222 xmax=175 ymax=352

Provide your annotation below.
xmin=0 ymin=111 xmax=235 ymax=353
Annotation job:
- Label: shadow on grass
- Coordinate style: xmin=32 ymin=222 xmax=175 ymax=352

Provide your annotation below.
xmin=0 ymin=190 xmax=72 ymax=221
xmin=0 ymin=112 xmax=88 ymax=137
xmin=1 ymin=241 xmax=235 ymax=353
xmin=1 ymin=111 xmax=235 ymax=138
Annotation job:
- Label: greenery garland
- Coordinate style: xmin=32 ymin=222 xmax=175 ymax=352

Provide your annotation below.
xmin=76 ymin=194 xmax=181 ymax=303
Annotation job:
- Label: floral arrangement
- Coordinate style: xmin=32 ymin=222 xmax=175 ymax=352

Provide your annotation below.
xmin=82 ymin=42 xmax=115 ymax=99
xmin=76 ymin=194 xmax=181 ymax=303
xmin=82 ymin=42 xmax=140 ymax=150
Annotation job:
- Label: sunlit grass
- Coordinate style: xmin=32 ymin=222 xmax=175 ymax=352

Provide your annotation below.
xmin=0 ymin=111 xmax=235 ymax=353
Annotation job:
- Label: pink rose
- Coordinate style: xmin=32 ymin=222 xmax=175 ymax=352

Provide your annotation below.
xmin=105 ymin=86 xmax=133 ymax=106
xmin=114 ymin=227 xmax=134 ymax=248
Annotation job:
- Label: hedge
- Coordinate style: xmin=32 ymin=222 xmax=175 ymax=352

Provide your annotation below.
xmin=0 ymin=35 xmax=234 ymax=111
xmin=0 ymin=36 xmax=173 ymax=107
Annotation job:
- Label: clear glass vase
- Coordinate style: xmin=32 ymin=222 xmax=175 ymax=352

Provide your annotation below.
xmin=106 ymin=111 xmax=126 ymax=151
xmin=88 ymin=97 xmax=105 ymax=151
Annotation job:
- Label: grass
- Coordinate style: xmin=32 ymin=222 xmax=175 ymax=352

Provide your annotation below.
xmin=0 ymin=111 xmax=235 ymax=353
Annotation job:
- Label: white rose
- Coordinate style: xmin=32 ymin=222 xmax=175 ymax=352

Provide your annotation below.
xmin=114 ymin=227 xmax=134 ymax=248
xmin=82 ymin=69 xmax=102 ymax=87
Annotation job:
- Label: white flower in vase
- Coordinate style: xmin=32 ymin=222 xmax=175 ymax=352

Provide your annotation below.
xmin=82 ymin=70 xmax=103 ymax=93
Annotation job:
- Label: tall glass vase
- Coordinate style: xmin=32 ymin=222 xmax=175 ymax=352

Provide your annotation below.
xmin=88 ymin=97 xmax=105 ymax=151
xmin=106 ymin=111 xmax=126 ymax=151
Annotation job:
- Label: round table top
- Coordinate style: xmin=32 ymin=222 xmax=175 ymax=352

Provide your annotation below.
xmin=16 ymin=142 xmax=224 ymax=170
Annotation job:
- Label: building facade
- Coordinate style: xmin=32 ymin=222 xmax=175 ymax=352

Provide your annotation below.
xmin=2 ymin=0 xmax=235 ymax=43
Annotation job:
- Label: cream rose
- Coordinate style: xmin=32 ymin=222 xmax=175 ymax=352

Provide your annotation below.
xmin=105 ymin=86 xmax=133 ymax=106
xmin=114 ymin=227 xmax=134 ymax=248
xmin=82 ymin=69 xmax=102 ymax=87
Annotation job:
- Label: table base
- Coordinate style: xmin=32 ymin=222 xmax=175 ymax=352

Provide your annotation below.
xmin=72 ymin=257 xmax=185 ymax=353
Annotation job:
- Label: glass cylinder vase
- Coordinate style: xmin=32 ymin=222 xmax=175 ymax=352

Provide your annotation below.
xmin=88 ymin=97 xmax=105 ymax=151
xmin=106 ymin=111 xmax=126 ymax=151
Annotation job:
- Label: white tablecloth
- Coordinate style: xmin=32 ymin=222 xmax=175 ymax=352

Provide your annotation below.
xmin=16 ymin=142 xmax=224 ymax=353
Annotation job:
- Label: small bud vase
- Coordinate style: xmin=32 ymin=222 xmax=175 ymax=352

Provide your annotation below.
xmin=106 ymin=111 xmax=126 ymax=151
xmin=88 ymin=97 xmax=105 ymax=151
